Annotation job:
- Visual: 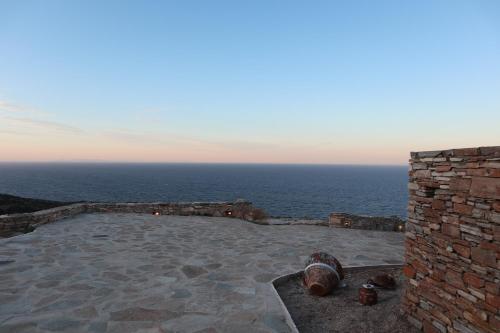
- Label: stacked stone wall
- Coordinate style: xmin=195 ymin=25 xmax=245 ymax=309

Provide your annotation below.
xmin=329 ymin=212 xmax=405 ymax=232
xmin=0 ymin=200 xmax=256 ymax=237
xmin=403 ymin=146 xmax=500 ymax=333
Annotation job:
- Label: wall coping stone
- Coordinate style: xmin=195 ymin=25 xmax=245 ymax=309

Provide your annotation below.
xmin=410 ymin=145 xmax=500 ymax=159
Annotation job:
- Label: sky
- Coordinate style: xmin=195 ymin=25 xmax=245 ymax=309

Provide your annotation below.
xmin=1 ymin=0 xmax=499 ymax=165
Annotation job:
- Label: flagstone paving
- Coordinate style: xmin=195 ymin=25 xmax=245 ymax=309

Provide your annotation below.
xmin=0 ymin=214 xmax=405 ymax=333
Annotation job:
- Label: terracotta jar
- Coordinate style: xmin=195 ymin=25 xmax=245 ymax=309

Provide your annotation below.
xmin=303 ymin=252 xmax=344 ymax=296
xmin=359 ymin=284 xmax=378 ymax=305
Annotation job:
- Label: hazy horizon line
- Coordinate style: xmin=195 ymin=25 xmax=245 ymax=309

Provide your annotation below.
xmin=0 ymin=160 xmax=407 ymax=167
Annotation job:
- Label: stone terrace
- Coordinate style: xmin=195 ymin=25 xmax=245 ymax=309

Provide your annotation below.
xmin=0 ymin=213 xmax=404 ymax=333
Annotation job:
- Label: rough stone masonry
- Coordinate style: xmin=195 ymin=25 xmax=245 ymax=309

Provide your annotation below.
xmin=403 ymin=146 xmax=500 ymax=333
xmin=328 ymin=212 xmax=405 ymax=232
xmin=0 ymin=200 xmax=261 ymax=237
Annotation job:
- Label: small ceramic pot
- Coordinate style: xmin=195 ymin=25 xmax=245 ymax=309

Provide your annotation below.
xmin=367 ymin=273 xmax=396 ymax=290
xmin=359 ymin=284 xmax=377 ymax=305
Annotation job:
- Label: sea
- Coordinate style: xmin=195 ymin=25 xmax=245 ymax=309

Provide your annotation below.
xmin=0 ymin=163 xmax=408 ymax=219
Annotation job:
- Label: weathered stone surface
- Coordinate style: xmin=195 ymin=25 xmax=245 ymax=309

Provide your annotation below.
xmin=328 ymin=212 xmax=405 ymax=232
xmin=415 ymin=170 xmax=432 ymax=178
xmin=39 ymin=319 xmax=83 ymax=331
xmin=404 ymin=146 xmax=499 ymax=333
xmin=480 ymin=146 xmax=500 ymax=157
xmin=463 ymin=272 xmax=484 ymax=288
xmin=110 ymin=307 xmax=178 ymax=321
xmin=0 ymin=213 xmax=405 ymax=333
xmin=432 ymin=199 xmax=446 ymax=210
xmin=453 ymin=148 xmax=480 ymax=156
xmin=471 ymin=247 xmax=496 ymax=268
xmin=442 ymin=224 xmax=460 ymax=238
xmin=412 ymin=150 xmax=443 ymax=159
xmin=445 ymin=270 xmax=464 ymax=289
xmin=449 ymin=178 xmax=472 ymax=192
xmin=181 ymin=265 xmax=208 ymax=278
xmin=454 ymin=203 xmax=473 ymax=215
xmin=102 ymin=271 xmax=130 ymax=282
xmin=470 ymin=177 xmax=500 ymax=199
xmin=452 ymin=243 xmax=471 ymax=258
xmin=413 ymin=163 xmax=428 ymax=170
xmin=403 ymin=265 xmax=416 ymax=278
xmin=0 ymin=200 xmax=263 ymax=237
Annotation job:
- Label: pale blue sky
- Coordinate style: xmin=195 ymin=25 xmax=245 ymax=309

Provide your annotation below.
xmin=1 ymin=1 xmax=499 ymax=164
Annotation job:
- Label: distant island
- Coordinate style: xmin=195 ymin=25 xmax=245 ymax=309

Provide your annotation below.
xmin=0 ymin=194 xmax=71 ymax=215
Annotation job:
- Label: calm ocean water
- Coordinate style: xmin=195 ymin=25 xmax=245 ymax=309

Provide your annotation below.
xmin=0 ymin=163 xmax=408 ymax=219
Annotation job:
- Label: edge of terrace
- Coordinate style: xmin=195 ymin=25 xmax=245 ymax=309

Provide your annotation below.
xmin=0 ymin=200 xmax=260 ymax=237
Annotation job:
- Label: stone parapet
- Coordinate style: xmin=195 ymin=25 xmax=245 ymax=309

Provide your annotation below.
xmin=0 ymin=200 xmax=258 ymax=237
xmin=403 ymin=146 xmax=500 ymax=333
xmin=329 ymin=212 xmax=405 ymax=232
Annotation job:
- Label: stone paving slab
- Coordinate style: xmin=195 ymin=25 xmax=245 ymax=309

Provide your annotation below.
xmin=0 ymin=214 xmax=405 ymax=333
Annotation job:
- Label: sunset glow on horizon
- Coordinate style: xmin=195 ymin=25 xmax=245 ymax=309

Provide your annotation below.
xmin=1 ymin=1 xmax=499 ymax=165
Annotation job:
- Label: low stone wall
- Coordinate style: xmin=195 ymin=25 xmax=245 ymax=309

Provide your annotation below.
xmin=0 ymin=200 xmax=257 ymax=237
xmin=402 ymin=146 xmax=499 ymax=333
xmin=329 ymin=212 xmax=405 ymax=232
